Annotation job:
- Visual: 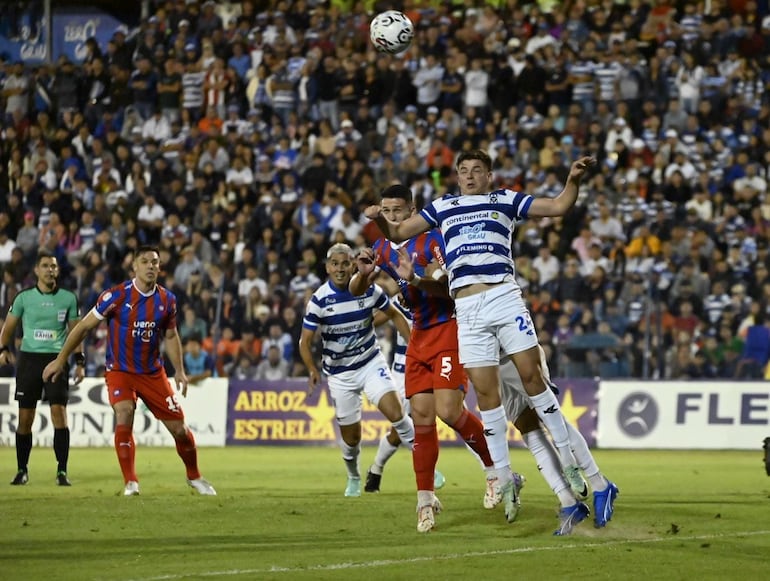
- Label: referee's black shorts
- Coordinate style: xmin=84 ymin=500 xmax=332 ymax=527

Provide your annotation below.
xmin=14 ymin=352 xmax=70 ymax=408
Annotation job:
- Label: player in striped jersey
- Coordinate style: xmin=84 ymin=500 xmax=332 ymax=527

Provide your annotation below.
xmin=299 ymin=243 xmax=415 ymax=498
xmin=366 ymin=150 xmax=595 ymax=521
xmin=499 ymin=347 xmax=618 ymax=534
xmin=352 ymin=185 xmax=500 ymax=532
xmin=43 ymin=246 xmax=216 ymax=496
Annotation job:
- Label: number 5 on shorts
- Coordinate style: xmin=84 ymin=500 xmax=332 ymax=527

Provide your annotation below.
xmin=440 ymin=356 xmax=452 ymax=381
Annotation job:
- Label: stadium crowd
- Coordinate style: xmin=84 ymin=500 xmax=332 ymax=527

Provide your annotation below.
xmin=1 ymin=0 xmax=770 ymax=383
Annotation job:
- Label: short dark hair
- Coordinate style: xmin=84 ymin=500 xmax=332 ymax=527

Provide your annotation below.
xmin=380 ymin=184 xmax=412 ymax=202
xmin=134 ymin=245 xmax=160 ymax=259
xmin=456 ymin=149 xmax=492 ymax=171
xmin=35 ymin=250 xmax=57 ymax=265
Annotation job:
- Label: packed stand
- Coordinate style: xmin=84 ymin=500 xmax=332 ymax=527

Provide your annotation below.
xmin=0 ymin=0 xmax=769 ymax=382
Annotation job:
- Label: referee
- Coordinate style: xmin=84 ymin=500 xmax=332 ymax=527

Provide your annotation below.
xmin=0 ymin=251 xmax=85 ymax=486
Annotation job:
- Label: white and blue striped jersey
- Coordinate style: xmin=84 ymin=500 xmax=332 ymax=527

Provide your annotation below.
xmin=303 ymin=281 xmax=391 ymax=375
xmin=420 ymin=189 xmax=533 ymax=294
xmin=391 ymin=301 xmax=411 ymax=375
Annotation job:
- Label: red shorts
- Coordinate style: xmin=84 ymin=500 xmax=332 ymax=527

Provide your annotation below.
xmin=105 ymin=369 xmax=185 ymax=421
xmin=405 ymin=319 xmax=467 ymax=398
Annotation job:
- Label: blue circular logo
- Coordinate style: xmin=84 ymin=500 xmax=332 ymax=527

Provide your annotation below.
xmin=617 ymin=391 xmax=658 ymax=437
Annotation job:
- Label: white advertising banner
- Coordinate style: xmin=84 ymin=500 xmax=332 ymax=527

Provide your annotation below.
xmin=598 ymin=381 xmax=770 ymax=449
xmin=0 ymin=377 xmax=228 ymax=447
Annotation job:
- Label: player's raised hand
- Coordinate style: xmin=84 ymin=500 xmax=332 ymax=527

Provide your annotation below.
xmin=569 ymin=156 xmax=596 ymax=181
xmin=356 ymin=247 xmax=377 ymax=276
xmin=390 ymin=246 xmax=417 ymax=282
xmin=364 ymin=205 xmax=382 ymax=220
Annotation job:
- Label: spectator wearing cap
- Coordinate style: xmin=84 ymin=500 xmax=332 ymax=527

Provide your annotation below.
xmin=198 ymin=0 xmax=223 ymax=37
xmin=604 ymin=117 xmax=633 ymax=153
xmin=334 ymin=119 xmax=362 ymax=148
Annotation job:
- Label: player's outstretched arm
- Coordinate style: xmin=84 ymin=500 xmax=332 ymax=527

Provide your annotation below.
xmin=364 ymin=205 xmax=431 ymax=243
xmin=42 ymin=311 xmax=101 ymax=382
xmin=298 ymin=327 xmax=321 ymax=394
xmin=528 ymin=156 xmax=596 ymax=218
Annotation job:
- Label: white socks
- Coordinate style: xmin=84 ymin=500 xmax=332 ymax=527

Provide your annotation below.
xmin=479 ymin=405 xmax=512 ymax=479
xmin=391 ymin=415 xmax=415 ymax=450
xmin=371 ymin=436 xmax=400 ymax=474
xmin=566 ymin=422 xmax=609 ymax=491
xmin=523 ymin=429 xmax=576 ymax=508
xmin=341 ymin=441 xmax=360 ymax=479
xmin=530 ymin=389 xmax=577 ymax=468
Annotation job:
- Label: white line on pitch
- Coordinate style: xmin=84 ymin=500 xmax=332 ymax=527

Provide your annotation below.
xmin=125 ymin=529 xmax=770 ymax=581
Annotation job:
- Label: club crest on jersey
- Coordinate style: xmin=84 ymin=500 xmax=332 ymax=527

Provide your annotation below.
xmin=489 ymin=192 xmax=499 ymax=203
xmin=358 ymin=299 xmax=366 ymax=309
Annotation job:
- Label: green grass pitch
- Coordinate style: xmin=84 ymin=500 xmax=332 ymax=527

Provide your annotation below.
xmin=1 ymin=446 xmax=769 ymax=580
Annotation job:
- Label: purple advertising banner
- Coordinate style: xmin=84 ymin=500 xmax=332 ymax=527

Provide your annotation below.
xmin=226 ymin=378 xmax=598 ymax=447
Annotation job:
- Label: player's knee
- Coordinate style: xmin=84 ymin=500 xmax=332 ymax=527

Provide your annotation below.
xmin=435 ymin=399 xmax=462 ymax=425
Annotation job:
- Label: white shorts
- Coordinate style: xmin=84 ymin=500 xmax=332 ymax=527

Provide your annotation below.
xmin=390 ymin=366 xmax=410 ymax=416
xmin=454 ymin=283 xmax=539 ymax=367
xmin=499 ymin=359 xmax=531 ymax=421
xmin=327 ymin=353 xmax=398 ymax=426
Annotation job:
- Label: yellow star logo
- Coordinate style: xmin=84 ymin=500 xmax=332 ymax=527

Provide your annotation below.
xmin=304 ymin=389 xmax=337 ymax=427
xmin=559 ymin=388 xmax=588 ymax=428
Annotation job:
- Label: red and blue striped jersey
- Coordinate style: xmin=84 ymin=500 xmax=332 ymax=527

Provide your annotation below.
xmin=373 ymin=230 xmax=455 ymax=331
xmin=93 ymin=280 xmax=178 ymax=374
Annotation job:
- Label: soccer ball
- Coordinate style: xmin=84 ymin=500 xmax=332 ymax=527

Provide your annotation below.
xmin=369 ymin=10 xmax=414 ymax=55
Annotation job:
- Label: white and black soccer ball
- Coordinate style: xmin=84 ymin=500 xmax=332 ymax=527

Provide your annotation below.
xmin=369 ymin=10 xmax=414 ymax=55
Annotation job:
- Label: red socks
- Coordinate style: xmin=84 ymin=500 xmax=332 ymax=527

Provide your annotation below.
xmin=175 ymin=427 xmax=201 ymax=480
xmin=452 ymin=408 xmax=494 ymax=467
xmin=114 ymin=424 xmax=137 ymax=483
xmin=413 ymin=424 xmax=439 ymax=491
